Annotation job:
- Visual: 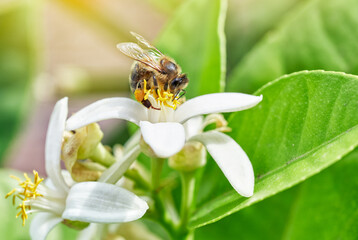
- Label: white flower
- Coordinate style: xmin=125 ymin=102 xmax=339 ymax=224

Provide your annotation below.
xmin=65 ymin=92 xmax=262 ymax=197
xmin=183 ymin=115 xmax=256 ymax=197
xmin=6 ymin=98 xmax=148 ymax=240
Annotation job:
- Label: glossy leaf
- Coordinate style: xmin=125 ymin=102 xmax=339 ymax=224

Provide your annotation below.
xmin=228 ymin=0 xmax=358 ymax=93
xmin=190 ymin=70 xmax=358 ymax=228
xmin=0 ymin=1 xmax=38 ymax=164
xmin=195 ymin=187 xmax=298 ymax=239
xmin=156 ymin=0 xmax=227 ymax=98
xmin=283 ymin=149 xmax=358 ymax=239
xmin=226 ymin=0 xmax=300 ymax=71
xmin=196 ymin=149 xmax=358 ymax=239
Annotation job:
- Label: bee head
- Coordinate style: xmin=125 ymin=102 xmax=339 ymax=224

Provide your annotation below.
xmin=169 ymin=74 xmax=189 ymax=92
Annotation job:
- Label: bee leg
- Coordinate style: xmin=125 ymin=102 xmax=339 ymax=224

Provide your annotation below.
xmin=141 ymin=99 xmax=152 ymax=108
xmin=152 ymin=74 xmax=160 ymax=94
xmin=142 ymin=99 xmax=161 ymax=110
xmin=152 ymin=74 xmax=158 ymax=88
xmin=136 ymin=79 xmax=144 ymax=89
xmin=175 ymin=89 xmax=186 ymax=100
xmin=164 ymin=82 xmax=169 ymax=91
xmin=151 ymin=106 xmax=161 ymax=110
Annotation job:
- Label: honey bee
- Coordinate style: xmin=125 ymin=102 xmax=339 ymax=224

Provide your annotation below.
xmin=117 ymin=32 xmax=189 ymax=109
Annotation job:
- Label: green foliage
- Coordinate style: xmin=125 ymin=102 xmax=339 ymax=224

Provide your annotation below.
xmin=0 ymin=1 xmax=38 ymax=164
xmin=228 ymin=0 xmax=358 ymax=93
xmin=195 ymin=149 xmax=358 ymax=240
xmin=226 ymin=0 xmax=300 ymax=71
xmin=190 ymin=71 xmax=358 ymax=228
xmin=156 ymin=0 xmax=227 ymax=98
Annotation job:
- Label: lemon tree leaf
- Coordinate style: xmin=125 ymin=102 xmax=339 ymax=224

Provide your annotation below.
xmin=226 ymin=0 xmax=300 ymax=71
xmin=227 ymin=0 xmax=358 ymax=93
xmin=195 ymin=149 xmax=358 ymax=239
xmin=156 ymin=0 xmax=227 ymax=98
xmin=190 ymin=70 xmax=358 ymax=228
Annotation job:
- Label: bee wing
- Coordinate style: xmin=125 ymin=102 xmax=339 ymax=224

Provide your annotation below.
xmin=130 ymin=31 xmax=163 ymax=56
xmin=117 ymin=42 xmax=163 ymax=73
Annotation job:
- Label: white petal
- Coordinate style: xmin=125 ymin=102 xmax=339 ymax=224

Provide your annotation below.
xmin=61 ymin=170 xmax=76 ymax=187
xmin=190 ymin=131 xmax=255 ymax=197
xmin=99 ymin=145 xmax=141 ymax=184
xmin=183 ymin=116 xmax=204 ymax=139
xmin=45 ymin=97 xmax=69 ymax=193
xmin=30 ymin=213 xmax=62 ymax=240
xmin=63 ymin=182 xmax=149 ymax=223
xmin=175 ymin=93 xmax=263 ymax=123
xmin=66 ymin=98 xmax=147 ymax=130
xmin=140 ymin=121 xmax=185 ymax=158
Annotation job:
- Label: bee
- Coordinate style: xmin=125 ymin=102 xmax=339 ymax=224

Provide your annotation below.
xmin=117 ymin=32 xmax=189 ymax=109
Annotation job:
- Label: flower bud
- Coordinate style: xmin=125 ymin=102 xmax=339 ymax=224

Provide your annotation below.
xmin=61 ymin=123 xmax=115 ymax=181
xmin=169 ymin=142 xmax=206 ymax=172
xmin=62 ymin=219 xmax=90 ymax=230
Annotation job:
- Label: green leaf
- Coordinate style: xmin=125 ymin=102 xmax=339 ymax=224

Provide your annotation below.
xmin=226 ymin=0 xmax=300 ymax=71
xmin=227 ymin=0 xmax=358 ymax=93
xmin=156 ymin=0 xmax=227 ymax=98
xmin=195 ymin=149 xmax=358 ymax=239
xmin=282 ymin=149 xmax=358 ymax=239
xmin=195 ymin=187 xmax=298 ymax=239
xmin=0 ymin=0 xmax=38 ymax=164
xmin=189 ymin=70 xmax=358 ymax=228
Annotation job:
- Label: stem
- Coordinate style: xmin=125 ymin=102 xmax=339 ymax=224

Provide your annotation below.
xmin=179 ymin=171 xmax=196 ymax=235
xmin=90 ymin=143 xmax=116 ymax=167
xmin=124 ymin=168 xmax=151 ymax=191
xmin=151 ymin=158 xmax=165 ymax=191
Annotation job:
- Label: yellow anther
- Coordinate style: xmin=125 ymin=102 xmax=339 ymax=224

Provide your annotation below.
xmin=163 ymin=91 xmax=173 ymax=98
xmin=6 ymin=170 xmax=44 ymax=226
xmin=144 ymin=89 xmax=151 ymax=100
xmin=5 ymin=189 xmax=16 ymax=199
xmin=10 ymin=175 xmax=21 ymax=182
xmin=143 ymin=79 xmax=148 ymax=93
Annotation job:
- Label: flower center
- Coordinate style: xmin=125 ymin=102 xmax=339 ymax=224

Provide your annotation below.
xmin=142 ymin=79 xmax=182 ymax=110
xmin=5 ymin=171 xmax=44 ymax=226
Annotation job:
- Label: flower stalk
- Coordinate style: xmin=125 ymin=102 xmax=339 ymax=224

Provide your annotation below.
xmin=179 ymin=171 xmax=196 ymax=235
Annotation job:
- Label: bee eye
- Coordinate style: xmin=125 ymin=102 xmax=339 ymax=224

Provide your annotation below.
xmin=170 ymin=78 xmax=182 ymax=89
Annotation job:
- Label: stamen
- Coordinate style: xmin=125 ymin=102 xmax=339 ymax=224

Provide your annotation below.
xmin=144 ymin=89 xmax=151 ymax=100
xmin=5 ymin=170 xmax=44 ymax=226
xmin=134 ymin=79 xmax=182 ymax=110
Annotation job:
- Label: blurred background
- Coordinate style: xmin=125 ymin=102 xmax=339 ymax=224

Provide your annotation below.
xmin=2 ymin=0 xmax=357 ymax=239
xmin=1 ymin=0 xmax=302 ymax=175
xmin=1 ymin=0 xmax=303 ymax=174
xmin=1 ymin=0 xmax=169 ymax=173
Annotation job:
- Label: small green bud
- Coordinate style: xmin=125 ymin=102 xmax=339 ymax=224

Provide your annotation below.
xmin=62 ymin=219 xmax=90 ymax=230
xmin=169 ymin=142 xmax=206 ymax=172
xmin=77 ymin=123 xmax=103 ymax=159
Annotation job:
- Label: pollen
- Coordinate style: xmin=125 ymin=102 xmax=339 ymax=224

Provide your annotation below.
xmin=156 ymin=89 xmax=179 ymax=109
xmin=139 ymin=79 xmax=181 ymax=110
xmin=5 ymin=170 xmax=44 ymax=226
